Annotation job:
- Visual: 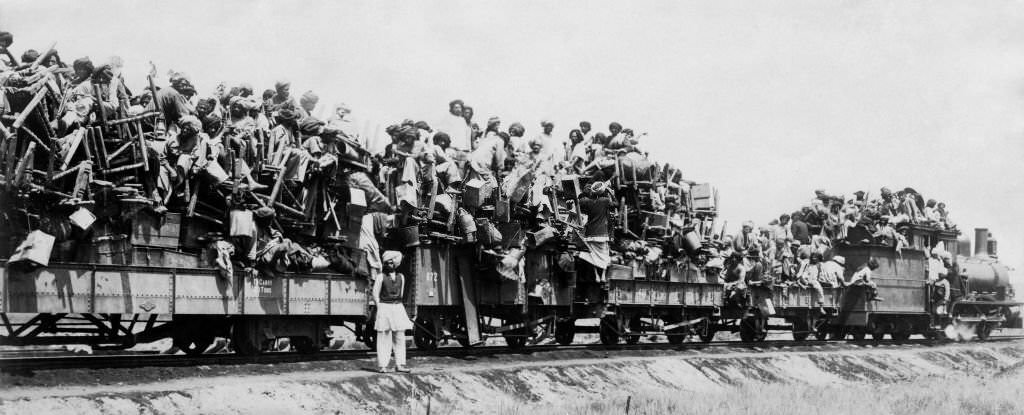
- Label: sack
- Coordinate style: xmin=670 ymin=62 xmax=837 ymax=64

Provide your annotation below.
xmin=9 ymin=230 xmax=56 ymax=268
xmin=229 ymin=210 xmax=256 ymax=239
xmin=528 ymin=226 xmax=556 ymax=247
xmin=476 ymin=218 xmax=502 ymax=247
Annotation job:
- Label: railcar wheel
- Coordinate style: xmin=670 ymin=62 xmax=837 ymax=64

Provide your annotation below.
xmin=849 ymin=327 xmax=866 ymax=341
xmin=414 ymin=317 xmax=439 ymax=351
xmin=666 ymin=327 xmax=687 ymax=345
xmin=362 ymin=322 xmax=377 ymax=350
xmin=870 ymin=323 xmax=887 ymax=341
xmin=555 ymin=320 xmax=576 ymax=346
xmin=812 ymin=319 xmax=829 ymax=341
xmin=791 ymin=319 xmax=810 ymax=342
xmin=450 ymin=319 xmax=474 ymax=348
xmin=740 ymin=317 xmax=766 ymax=343
xmin=503 ymin=327 xmax=528 ymax=349
xmin=976 ymin=323 xmax=992 ymax=341
xmin=692 ymin=318 xmax=714 ymax=343
xmin=291 ymin=336 xmax=318 ymax=354
xmin=599 ymin=316 xmax=620 ymax=345
xmin=174 ymin=334 xmax=214 ymax=357
xmin=892 ymin=331 xmax=912 ymax=341
xmin=231 ymin=324 xmax=262 ymax=356
xmin=624 ymin=316 xmax=643 ymax=345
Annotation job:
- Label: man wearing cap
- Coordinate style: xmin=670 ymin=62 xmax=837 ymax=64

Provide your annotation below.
xmin=146 ymin=79 xmax=196 ymax=133
xmin=790 ymin=211 xmax=811 ymax=245
xmin=153 ymin=116 xmax=216 ymax=205
xmin=576 ymin=181 xmax=616 ymax=285
xmin=372 ymin=251 xmax=413 ymax=373
xmin=772 ymin=214 xmax=794 ymax=244
xmin=326 ymin=102 xmax=362 ymax=146
xmin=873 ymin=216 xmax=898 ymax=247
xmin=467 ymin=116 xmax=507 ymax=193
xmin=579 ymin=121 xmax=595 ymax=144
xmin=507 ymin=122 xmax=528 ymax=154
xmin=733 ymin=221 xmax=756 ymax=253
xmin=462 ymin=105 xmax=474 ymax=126
xmin=298 ymin=90 xmax=319 ymax=118
xmin=850 ymin=258 xmax=883 ymax=301
xmin=268 ymin=102 xmax=302 ymax=166
xmin=536 ymin=120 xmax=564 ymax=164
xmin=267 ymin=79 xmax=296 ymax=112
xmin=797 ymin=252 xmax=828 ymax=314
xmin=437 ymin=99 xmax=472 ymax=154
xmin=928 ymin=250 xmax=953 ymax=313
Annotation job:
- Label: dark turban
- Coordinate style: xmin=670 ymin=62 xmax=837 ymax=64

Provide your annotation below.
xmin=20 ymin=49 xmax=38 ymax=64
xmin=298 ymin=116 xmax=326 ymax=135
xmin=90 ymin=64 xmax=114 ymax=84
xmin=72 ymin=57 xmax=94 ymax=74
xmin=0 ymin=32 xmax=12 ymax=48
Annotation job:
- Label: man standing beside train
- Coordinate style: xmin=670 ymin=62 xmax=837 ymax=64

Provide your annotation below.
xmin=373 ymin=251 xmax=413 ymax=373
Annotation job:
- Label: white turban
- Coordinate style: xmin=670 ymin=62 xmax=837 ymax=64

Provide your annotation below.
xmin=382 ymin=250 xmax=403 ymax=265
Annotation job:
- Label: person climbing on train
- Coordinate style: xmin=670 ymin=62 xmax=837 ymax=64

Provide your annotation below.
xmin=576 ymin=181 xmax=616 ymax=287
xmin=821 ymin=255 xmax=844 ymax=288
xmin=850 ymin=257 xmax=883 ymax=302
xmin=929 ymin=249 xmax=952 ymax=314
xmin=372 ymin=250 xmax=414 ymax=373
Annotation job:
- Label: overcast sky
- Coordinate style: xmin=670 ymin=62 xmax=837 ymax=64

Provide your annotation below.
xmin=3 ymin=0 xmax=1023 ymax=276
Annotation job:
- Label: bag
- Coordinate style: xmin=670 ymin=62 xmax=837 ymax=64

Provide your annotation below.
xmin=9 ymin=230 xmax=56 ymax=268
xmin=229 ymin=210 xmax=256 ymax=239
xmin=528 ymin=226 xmax=556 ymax=247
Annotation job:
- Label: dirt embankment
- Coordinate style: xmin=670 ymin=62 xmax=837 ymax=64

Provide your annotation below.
xmin=2 ymin=342 xmax=1024 ymax=414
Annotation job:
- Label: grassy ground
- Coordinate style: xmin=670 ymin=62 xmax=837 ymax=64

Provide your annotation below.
xmin=463 ymin=375 xmax=1024 ymax=415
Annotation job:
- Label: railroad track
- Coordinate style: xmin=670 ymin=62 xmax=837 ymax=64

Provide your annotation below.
xmin=2 ymin=335 xmax=1022 ymax=373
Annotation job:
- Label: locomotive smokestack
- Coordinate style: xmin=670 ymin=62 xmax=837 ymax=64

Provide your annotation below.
xmin=974 ymin=228 xmax=989 ymax=257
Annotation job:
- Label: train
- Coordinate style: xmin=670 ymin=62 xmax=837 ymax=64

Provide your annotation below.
xmin=0 ymin=55 xmax=1018 ymax=356
xmin=0 ymin=221 xmax=1018 ymax=355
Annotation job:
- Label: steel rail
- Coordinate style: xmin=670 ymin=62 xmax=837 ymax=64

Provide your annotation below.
xmin=2 ymin=335 xmax=1022 ymax=373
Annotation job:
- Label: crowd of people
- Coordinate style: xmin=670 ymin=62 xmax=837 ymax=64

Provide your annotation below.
xmin=704 ymin=187 xmax=962 ymax=314
xmin=0 ymin=33 xmax=707 ymax=298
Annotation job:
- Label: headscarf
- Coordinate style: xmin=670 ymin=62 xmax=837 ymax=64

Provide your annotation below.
xmin=590 ymin=181 xmax=609 ymax=195
xmin=382 ymin=250 xmax=403 ymax=265
xmin=274 ymin=79 xmax=291 ymax=91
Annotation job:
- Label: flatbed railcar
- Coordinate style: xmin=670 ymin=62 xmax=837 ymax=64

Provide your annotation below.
xmin=0 ymin=260 xmax=369 ymax=355
xmin=1 ymin=226 xmax=1019 ymax=355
